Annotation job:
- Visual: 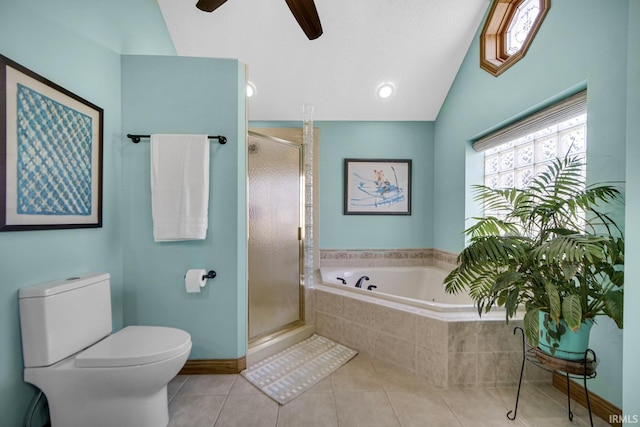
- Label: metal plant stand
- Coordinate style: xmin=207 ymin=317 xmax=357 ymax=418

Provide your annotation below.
xmin=507 ymin=327 xmax=597 ymax=426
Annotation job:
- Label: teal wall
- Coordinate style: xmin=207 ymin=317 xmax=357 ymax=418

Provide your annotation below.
xmin=434 ymin=0 xmax=633 ymax=409
xmin=1 ymin=0 xmax=637 ymax=423
xmin=623 ymin=0 xmax=640 ymax=421
xmin=121 ymin=55 xmax=247 ymax=359
xmin=23 ymin=0 xmax=176 ymax=55
xmin=0 ymin=3 xmax=124 ymax=425
xmin=250 ymin=121 xmax=435 ymax=250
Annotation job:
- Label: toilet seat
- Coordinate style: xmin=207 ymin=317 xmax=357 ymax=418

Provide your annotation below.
xmin=75 ymin=325 xmax=191 ymax=368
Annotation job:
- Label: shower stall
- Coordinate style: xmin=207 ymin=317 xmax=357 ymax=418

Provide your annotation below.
xmin=247 ymin=131 xmax=304 ymax=343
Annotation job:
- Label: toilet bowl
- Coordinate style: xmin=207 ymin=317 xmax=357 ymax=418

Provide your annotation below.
xmin=19 ymin=273 xmax=192 ymax=427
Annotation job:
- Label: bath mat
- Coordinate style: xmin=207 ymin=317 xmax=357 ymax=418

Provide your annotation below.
xmin=241 ymin=334 xmax=357 ymax=405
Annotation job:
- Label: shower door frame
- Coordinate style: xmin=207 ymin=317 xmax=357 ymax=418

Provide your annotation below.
xmin=247 ymin=131 xmax=306 ymax=346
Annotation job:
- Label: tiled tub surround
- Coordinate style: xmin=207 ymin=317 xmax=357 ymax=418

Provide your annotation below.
xmin=320 ymin=248 xmax=458 ymax=270
xmin=314 ymin=286 xmax=550 ymax=389
xmin=316 ymin=249 xmax=549 ymax=388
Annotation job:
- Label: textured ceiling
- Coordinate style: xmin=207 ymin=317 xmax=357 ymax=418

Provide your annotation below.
xmin=159 ymin=0 xmax=490 ymax=121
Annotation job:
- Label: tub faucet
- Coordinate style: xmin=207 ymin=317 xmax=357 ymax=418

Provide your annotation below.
xmin=355 ymin=276 xmax=370 ymax=288
xmin=336 ymin=277 xmax=347 ymax=285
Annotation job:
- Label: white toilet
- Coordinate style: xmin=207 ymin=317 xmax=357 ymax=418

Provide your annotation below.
xmin=18 ymin=273 xmax=192 ymax=427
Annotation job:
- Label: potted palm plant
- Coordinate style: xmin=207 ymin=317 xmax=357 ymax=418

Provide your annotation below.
xmin=444 ymin=155 xmax=624 ymax=360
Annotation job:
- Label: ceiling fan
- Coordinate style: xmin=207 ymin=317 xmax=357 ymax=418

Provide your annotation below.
xmin=195 ymin=0 xmax=323 ymax=40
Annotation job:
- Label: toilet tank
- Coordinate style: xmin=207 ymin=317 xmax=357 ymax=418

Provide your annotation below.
xmin=19 ymin=273 xmax=112 ymax=368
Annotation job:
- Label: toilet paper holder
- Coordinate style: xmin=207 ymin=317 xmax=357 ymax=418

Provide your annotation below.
xmin=202 ymin=270 xmax=216 ymax=280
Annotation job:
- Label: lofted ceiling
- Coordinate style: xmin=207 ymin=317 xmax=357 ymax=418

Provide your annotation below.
xmin=13 ymin=0 xmax=489 ymax=122
xmin=157 ymin=0 xmax=490 ymax=121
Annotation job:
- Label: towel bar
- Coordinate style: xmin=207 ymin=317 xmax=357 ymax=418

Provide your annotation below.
xmin=126 ymin=134 xmax=227 ymax=145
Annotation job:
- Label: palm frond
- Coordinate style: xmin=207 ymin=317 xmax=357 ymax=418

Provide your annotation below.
xmin=446 ymin=153 xmax=624 ymax=335
xmin=454 ymin=235 xmax=531 ymax=275
xmin=465 ymin=216 xmax=520 ymax=238
xmin=531 ymin=234 xmax=608 ymax=265
xmin=444 ymin=261 xmax=499 ymax=296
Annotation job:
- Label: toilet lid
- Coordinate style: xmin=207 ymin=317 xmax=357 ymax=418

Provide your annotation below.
xmin=75 ymin=326 xmax=191 ymax=368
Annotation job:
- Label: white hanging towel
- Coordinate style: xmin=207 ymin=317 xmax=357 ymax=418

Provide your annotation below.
xmin=150 ymin=134 xmax=210 ymax=242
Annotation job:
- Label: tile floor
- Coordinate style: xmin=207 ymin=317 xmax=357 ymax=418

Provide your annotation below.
xmin=167 ymin=354 xmax=610 ymax=427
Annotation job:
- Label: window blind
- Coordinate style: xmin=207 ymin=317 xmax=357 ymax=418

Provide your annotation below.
xmin=472 ymin=90 xmax=587 ymax=152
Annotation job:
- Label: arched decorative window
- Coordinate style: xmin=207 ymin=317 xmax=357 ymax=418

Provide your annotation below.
xmin=480 ymin=0 xmax=550 ymax=77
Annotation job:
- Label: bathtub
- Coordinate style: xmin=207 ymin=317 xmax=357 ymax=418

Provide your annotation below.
xmin=319 ymin=266 xmax=478 ymax=313
xmin=315 ymin=266 xmax=530 ymax=388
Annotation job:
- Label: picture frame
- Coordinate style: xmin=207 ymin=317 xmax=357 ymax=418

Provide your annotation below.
xmin=344 ymin=158 xmax=411 ymax=215
xmin=1 ymin=54 xmax=103 ymax=231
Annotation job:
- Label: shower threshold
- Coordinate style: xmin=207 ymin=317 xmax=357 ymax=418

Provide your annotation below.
xmin=246 ymin=324 xmax=315 ymax=366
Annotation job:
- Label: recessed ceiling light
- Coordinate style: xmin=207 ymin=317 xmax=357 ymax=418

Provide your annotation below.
xmin=377 ymin=82 xmax=395 ymax=99
xmin=246 ymin=81 xmax=256 ymax=98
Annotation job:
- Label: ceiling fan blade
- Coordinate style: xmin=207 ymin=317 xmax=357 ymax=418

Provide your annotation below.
xmin=284 ymin=0 xmax=323 ymax=40
xmin=196 ymin=0 xmax=228 ymax=13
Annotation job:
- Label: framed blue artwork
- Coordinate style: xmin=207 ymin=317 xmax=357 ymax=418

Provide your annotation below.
xmin=344 ymin=158 xmax=411 ymax=215
xmin=0 ymin=54 xmax=103 ymax=231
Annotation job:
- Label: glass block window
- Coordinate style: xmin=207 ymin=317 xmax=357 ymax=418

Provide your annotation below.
xmin=473 ymin=90 xmax=588 ymax=221
xmin=483 ymin=113 xmax=587 ymax=219
xmin=484 ymin=113 xmax=587 ymax=191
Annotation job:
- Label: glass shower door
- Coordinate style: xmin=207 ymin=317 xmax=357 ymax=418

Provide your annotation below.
xmin=248 ymin=132 xmax=303 ymax=342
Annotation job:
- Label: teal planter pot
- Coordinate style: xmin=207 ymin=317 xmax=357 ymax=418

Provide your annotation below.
xmin=538 ymin=311 xmax=594 ymax=360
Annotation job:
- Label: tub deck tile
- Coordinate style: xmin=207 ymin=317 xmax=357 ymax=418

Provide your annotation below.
xmin=315 ymin=312 xmax=342 ymax=343
xmin=342 ymin=319 xmax=376 ymax=355
xmin=448 ymin=321 xmax=478 ymax=353
xmin=314 ymin=270 xmax=529 ymax=389
xmin=374 ymin=332 xmax=416 ymax=372
xmin=371 ymin=305 xmax=416 ymax=342
xmin=315 ymin=290 xmax=343 ymax=317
